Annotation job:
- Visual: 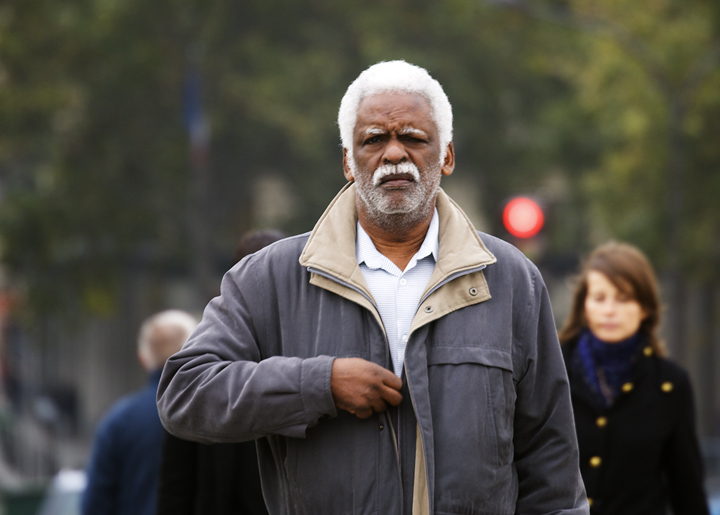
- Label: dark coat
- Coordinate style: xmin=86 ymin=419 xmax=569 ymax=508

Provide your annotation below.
xmin=82 ymin=370 xmax=165 ymax=515
xmin=562 ymin=341 xmax=709 ymax=515
xmin=156 ymin=432 xmax=269 ymax=515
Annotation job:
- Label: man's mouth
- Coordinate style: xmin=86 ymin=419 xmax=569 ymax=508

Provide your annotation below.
xmin=378 ymin=173 xmax=416 ymax=188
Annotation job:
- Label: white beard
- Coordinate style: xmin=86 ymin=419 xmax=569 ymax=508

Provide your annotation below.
xmin=352 ymin=158 xmax=442 ymax=234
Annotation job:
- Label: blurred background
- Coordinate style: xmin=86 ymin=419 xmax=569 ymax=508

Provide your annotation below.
xmin=0 ymin=0 xmax=719 ymax=512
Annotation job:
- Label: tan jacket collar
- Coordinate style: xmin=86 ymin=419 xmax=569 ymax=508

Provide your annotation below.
xmin=298 ymin=183 xmax=497 ymax=293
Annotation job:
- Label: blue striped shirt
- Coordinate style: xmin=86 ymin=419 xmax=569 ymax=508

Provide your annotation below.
xmin=356 ymin=210 xmax=439 ymax=376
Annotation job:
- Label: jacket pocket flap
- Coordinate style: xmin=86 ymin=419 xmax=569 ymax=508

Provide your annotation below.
xmin=427 ymin=346 xmax=512 ymax=371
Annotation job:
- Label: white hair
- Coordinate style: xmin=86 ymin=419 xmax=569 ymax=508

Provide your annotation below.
xmin=137 ymin=310 xmax=198 ymax=370
xmin=338 ymin=60 xmax=453 ymax=162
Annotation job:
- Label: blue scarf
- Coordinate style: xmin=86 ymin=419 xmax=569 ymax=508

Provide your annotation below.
xmin=576 ymin=329 xmax=642 ymax=407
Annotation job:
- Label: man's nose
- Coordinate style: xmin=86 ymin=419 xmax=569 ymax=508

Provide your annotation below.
xmin=382 ymin=137 xmax=409 ymax=164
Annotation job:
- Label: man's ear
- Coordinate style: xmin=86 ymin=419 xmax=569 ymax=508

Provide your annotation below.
xmin=441 ymin=142 xmax=455 ymax=176
xmin=343 ymin=148 xmax=354 ymax=181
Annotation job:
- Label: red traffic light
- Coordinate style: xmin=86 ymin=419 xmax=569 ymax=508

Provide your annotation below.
xmin=503 ymin=197 xmax=544 ymax=238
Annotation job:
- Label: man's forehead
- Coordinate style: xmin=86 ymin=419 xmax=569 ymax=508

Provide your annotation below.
xmin=354 ymin=92 xmax=435 ymax=130
xmin=357 ymin=91 xmax=430 ymax=112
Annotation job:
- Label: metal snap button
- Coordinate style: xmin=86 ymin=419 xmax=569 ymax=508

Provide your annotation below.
xmin=469 ymin=287 xmax=478 ymax=296
xmin=424 ymin=306 xmax=433 ymax=313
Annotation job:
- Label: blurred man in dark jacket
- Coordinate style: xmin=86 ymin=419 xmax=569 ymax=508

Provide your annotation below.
xmin=82 ymin=310 xmax=197 ymax=515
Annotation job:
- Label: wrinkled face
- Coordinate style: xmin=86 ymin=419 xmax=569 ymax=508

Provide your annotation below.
xmin=584 ymin=270 xmax=647 ymax=343
xmin=344 ymin=92 xmax=453 ymax=229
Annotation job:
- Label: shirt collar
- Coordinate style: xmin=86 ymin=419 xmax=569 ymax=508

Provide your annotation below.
xmin=356 ymin=208 xmax=439 ymax=272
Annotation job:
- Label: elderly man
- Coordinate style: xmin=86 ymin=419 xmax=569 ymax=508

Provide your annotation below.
xmin=83 ymin=310 xmax=198 ymax=515
xmin=158 ymin=61 xmax=588 ymax=515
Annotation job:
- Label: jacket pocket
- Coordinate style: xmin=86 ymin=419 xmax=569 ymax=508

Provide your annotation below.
xmin=427 ymin=346 xmax=517 ymax=515
xmin=283 ymin=413 xmax=388 ymax=515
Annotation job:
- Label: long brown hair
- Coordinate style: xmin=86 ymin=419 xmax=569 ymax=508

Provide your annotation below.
xmin=558 ymin=241 xmax=665 ymax=356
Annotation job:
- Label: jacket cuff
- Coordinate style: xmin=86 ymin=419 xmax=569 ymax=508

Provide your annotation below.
xmin=301 ymin=355 xmax=337 ymax=428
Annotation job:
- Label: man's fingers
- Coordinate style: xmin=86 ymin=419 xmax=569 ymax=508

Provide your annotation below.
xmin=368 ymin=386 xmax=402 ymax=414
xmin=381 ymin=386 xmax=403 ymax=407
xmin=330 ymin=357 xmax=404 ymax=418
xmin=382 ymin=372 xmax=403 ymax=391
xmin=355 ymin=407 xmax=374 ymax=419
xmin=369 ymin=397 xmax=388 ymax=414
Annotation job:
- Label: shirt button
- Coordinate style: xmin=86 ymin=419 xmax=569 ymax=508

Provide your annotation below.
xmin=596 ymin=416 xmax=607 ymax=428
xmin=402 ymin=334 xmax=408 ymax=343
xmin=379 ymin=424 xmax=384 ymax=431
xmin=589 ymin=456 xmax=602 ymax=468
xmin=399 ymin=278 xmax=407 ymax=286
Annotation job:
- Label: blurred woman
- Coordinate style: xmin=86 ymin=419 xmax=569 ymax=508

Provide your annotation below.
xmin=559 ymin=241 xmax=709 ymax=515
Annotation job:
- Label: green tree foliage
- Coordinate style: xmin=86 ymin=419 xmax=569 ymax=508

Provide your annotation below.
xmin=0 ymin=0 xmax=718 ymax=322
xmin=534 ymin=0 xmax=720 ymax=274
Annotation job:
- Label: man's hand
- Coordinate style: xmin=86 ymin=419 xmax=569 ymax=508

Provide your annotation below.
xmin=330 ymin=358 xmax=403 ymax=419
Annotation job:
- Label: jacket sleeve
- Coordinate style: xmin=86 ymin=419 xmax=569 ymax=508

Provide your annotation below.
xmin=512 ymin=268 xmax=589 ymax=515
xmin=663 ymin=369 xmax=710 ymax=515
xmin=157 ymin=265 xmax=337 ymax=443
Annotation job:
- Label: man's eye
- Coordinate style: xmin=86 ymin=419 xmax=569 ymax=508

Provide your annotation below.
xmin=364 ymin=136 xmax=381 ymax=145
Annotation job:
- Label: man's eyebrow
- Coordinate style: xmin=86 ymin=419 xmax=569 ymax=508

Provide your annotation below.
xmin=361 ymin=127 xmax=428 ymax=138
xmin=362 ymin=128 xmax=387 ymax=137
xmin=399 ymin=127 xmax=428 ymax=137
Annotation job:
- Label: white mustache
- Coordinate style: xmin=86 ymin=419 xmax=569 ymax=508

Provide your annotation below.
xmin=372 ymin=162 xmax=421 ymax=187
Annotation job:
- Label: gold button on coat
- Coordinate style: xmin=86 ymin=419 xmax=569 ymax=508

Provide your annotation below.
xmin=621 ymin=382 xmax=634 ymax=393
xmin=661 ymin=381 xmax=674 ymax=392
xmin=596 ymin=416 xmax=607 ymax=428
xmin=643 ymin=346 xmax=653 ymax=356
xmin=587 ymin=497 xmax=594 ymax=507
xmin=590 ymin=456 xmax=602 ymax=467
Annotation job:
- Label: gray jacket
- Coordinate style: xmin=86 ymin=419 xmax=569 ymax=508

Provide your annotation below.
xmin=157 ymin=184 xmax=588 ymax=515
